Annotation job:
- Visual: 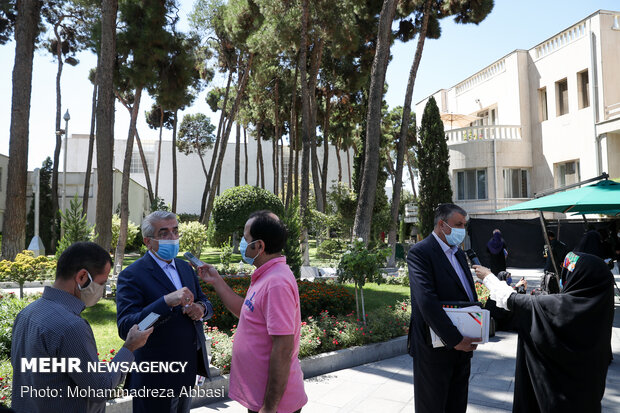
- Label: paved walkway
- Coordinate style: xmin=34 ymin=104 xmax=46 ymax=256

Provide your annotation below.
xmin=193 ymin=267 xmax=620 ymax=413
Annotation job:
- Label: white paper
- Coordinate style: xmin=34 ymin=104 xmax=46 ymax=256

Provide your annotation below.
xmin=429 ymin=306 xmax=490 ymax=347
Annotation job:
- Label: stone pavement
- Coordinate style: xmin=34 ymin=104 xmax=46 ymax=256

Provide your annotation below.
xmin=193 ymin=267 xmax=620 ymax=413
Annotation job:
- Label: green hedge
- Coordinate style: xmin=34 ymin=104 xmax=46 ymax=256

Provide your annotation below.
xmin=200 ymin=276 xmax=355 ymax=331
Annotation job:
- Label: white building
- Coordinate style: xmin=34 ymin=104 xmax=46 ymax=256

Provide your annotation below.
xmin=415 ymin=9 xmax=620 ymax=219
xmin=65 ymin=130 xmax=349 ymax=219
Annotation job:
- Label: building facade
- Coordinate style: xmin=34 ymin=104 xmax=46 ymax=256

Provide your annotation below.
xmin=415 ymin=10 xmax=620 ymax=219
xmin=65 ymin=131 xmax=350 ymax=219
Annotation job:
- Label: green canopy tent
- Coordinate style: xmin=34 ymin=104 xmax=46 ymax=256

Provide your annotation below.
xmin=496 ymin=179 xmax=620 ymax=280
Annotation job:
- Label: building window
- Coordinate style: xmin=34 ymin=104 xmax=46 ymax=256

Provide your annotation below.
xmin=556 ymin=78 xmax=569 ymax=116
xmin=538 ymin=87 xmax=548 ymax=121
xmin=456 ymin=169 xmax=487 ymax=200
xmin=130 ymin=142 xmax=155 ymax=174
xmin=503 ymin=168 xmax=530 ymax=198
xmin=577 ymin=70 xmax=589 ymax=109
xmin=555 ymin=160 xmax=580 ymax=187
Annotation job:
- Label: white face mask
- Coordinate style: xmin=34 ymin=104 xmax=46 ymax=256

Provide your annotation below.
xmin=78 ymin=272 xmax=105 ymax=307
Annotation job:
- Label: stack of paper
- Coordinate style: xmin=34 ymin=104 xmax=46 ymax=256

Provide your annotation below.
xmin=430 ymin=306 xmax=490 ymax=348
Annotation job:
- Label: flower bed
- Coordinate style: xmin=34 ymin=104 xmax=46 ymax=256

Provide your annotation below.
xmin=199 ymin=276 xmax=355 ymax=331
xmin=206 ymin=299 xmax=411 ymax=373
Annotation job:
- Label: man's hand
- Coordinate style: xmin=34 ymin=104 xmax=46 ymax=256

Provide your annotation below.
xmin=258 ymin=408 xmax=276 ymax=413
xmin=515 ymin=277 xmax=527 ymax=289
xmin=454 ymin=336 xmax=481 ymax=352
xmin=195 ymin=264 xmax=222 ymax=285
xmin=473 ymin=265 xmax=492 ymax=280
xmin=123 ymin=324 xmax=153 ymax=352
xmin=182 ymin=303 xmax=205 ymax=321
xmin=164 ymin=287 xmax=194 ymax=307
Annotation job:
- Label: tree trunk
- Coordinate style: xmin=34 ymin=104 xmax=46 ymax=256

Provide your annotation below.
xmin=257 ymin=136 xmax=264 ymax=189
xmin=286 ymin=63 xmax=298 ymax=209
xmin=114 ymin=88 xmax=142 ymax=274
xmin=407 ymin=151 xmax=417 ymax=198
xmin=83 ymin=66 xmax=98 ymax=217
xmin=235 ymin=122 xmax=240 ymax=186
xmin=388 ymin=0 xmax=431 ymax=266
xmin=299 ymin=0 xmax=311 ymax=265
xmin=321 ymin=90 xmax=331 ymax=208
xmin=134 ymin=129 xmax=154 ymax=205
xmin=273 ymin=80 xmax=280 ymax=195
xmin=244 ymin=127 xmax=248 ymax=185
xmin=203 ymin=54 xmax=253 ymax=225
xmin=308 ymin=39 xmax=324 ymax=212
xmin=200 ymin=69 xmax=233 ymax=224
xmin=171 ymin=109 xmax=179 ymax=212
xmin=335 ymin=137 xmax=342 ymax=184
xmin=280 ymin=137 xmax=285 ymax=203
xmin=1 ymin=0 xmax=41 ymax=260
xmin=50 ymin=21 xmax=65 ymax=253
xmin=352 ymin=0 xmax=397 ymax=242
xmin=346 ymin=146 xmax=352 ymax=188
xmin=155 ymin=107 xmax=164 ymax=199
xmin=94 ymin=0 xmax=118 ymax=251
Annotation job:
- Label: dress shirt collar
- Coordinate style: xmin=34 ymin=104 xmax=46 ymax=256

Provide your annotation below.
xmin=149 ymin=250 xmax=177 ymax=270
xmin=42 ymin=286 xmax=85 ymax=315
xmin=431 ymin=230 xmax=459 ymax=255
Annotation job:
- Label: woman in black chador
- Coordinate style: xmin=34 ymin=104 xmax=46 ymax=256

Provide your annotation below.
xmin=474 ymin=252 xmax=614 ymax=413
xmin=486 ymin=229 xmax=507 ymax=275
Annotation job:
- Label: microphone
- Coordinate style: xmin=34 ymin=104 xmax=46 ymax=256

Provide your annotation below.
xmin=465 ymin=249 xmax=481 ymax=266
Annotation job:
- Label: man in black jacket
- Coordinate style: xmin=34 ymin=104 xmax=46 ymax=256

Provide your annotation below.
xmin=407 ymin=203 xmax=479 ymax=413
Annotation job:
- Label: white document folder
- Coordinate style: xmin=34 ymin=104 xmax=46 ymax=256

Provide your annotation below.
xmin=430 ymin=306 xmax=490 ymax=348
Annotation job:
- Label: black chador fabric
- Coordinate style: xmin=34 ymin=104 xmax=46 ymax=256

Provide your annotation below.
xmin=507 ymin=252 xmax=614 ymax=413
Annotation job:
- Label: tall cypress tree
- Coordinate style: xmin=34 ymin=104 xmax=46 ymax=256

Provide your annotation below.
xmin=416 ymin=96 xmax=452 ymax=237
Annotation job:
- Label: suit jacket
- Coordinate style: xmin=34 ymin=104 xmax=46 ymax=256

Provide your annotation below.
xmin=116 ymin=253 xmax=214 ymax=392
xmin=407 ymin=234 xmax=478 ymax=363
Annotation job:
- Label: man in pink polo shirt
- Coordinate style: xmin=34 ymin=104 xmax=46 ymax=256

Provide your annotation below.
xmin=196 ymin=210 xmax=307 ymax=413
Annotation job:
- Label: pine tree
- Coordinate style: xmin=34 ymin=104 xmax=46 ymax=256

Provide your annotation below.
xmin=55 ymin=195 xmax=94 ymax=258
xmin=416 ymin=96 xmax=452 ymax=237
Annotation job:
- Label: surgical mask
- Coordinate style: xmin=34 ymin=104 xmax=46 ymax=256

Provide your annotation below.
xmin=153 ymin=238 xmax=180 ymax=261
xmin=442 ymin=223 xmax=466 ymax=246
xmin=78 ymin=272 xmax=105 ymax=307
xmin=240 ymin=237 xmax=261 ymax=266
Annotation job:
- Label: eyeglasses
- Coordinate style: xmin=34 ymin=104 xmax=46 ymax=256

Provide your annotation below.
xmin=152 ymin=229 xmax=181 ymax=240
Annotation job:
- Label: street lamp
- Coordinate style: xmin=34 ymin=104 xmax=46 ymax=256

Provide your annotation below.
xmin=61 ymin=109 xmax=70 ymax=238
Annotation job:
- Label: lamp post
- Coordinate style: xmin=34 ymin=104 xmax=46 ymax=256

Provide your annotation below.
xmin=27 ymin=168 xmax=45 ymax=256
xmin=61 ymin=109 xmax=70 ymax=238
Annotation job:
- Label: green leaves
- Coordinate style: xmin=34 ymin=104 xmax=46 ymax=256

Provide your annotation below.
xmin=177 ymin=113 xmax=216 ymax=155
xmin=337 ymin=239 xmax=390 ymax=288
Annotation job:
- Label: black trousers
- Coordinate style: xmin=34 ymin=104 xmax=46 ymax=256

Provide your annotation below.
xmin=413 ymin=356 xmax=471 ymax=413
xmin=248 ymin=410 xmax=301 ymax=413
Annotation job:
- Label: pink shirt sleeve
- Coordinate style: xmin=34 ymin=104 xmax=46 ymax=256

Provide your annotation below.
xmin=263 ymin=282 xmax=297 ymax=336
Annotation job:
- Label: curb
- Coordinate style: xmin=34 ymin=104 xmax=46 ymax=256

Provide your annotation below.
xmin=105 ymin=336 xmax=408 ymax=411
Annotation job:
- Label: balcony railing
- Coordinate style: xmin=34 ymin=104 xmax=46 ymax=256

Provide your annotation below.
xmin=456 ymin=198 xmax=532 ymax=214
xmin=533 ymin=21 xmax=586 ymax=60
xmin=446 ymin=125 xmax=522 ymax=145
xmin=605 ymin=102 xmax=620 ymax=120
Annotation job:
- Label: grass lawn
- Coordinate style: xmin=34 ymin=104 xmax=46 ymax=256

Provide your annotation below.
xmin=82 ymin=299 xmax=124 ymax=359
xmin=121 ymin=247 xmax=243 ymax=270
xmin=342 ymin=282 xmax=410 ymax=313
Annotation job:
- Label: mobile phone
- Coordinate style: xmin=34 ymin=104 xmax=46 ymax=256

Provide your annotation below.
xmin=184 ymin=252 xmax=205 ymax=267
xmin=138 ymin=312 xmax=160 ymax=331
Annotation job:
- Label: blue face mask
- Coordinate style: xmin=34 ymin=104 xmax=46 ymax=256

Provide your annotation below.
xmin=154 ymin=239 xmax=180 ymax=261
xmin=442 ymin=223 xmax=466 ymax=246
xmin=240 ymin=237 xmax=261 ymax=266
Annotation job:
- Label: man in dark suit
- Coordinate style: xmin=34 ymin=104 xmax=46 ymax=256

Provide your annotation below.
xmin=407 ymin=203 xmax=480 ymax=413
xmin=116 ymin=211 xmax=214 ymax=413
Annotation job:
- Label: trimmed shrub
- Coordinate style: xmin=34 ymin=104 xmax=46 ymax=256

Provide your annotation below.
xmin=111 ymin=214 xmax=140 ymax=253
xmin=0 ymin=293 xmax=36 ymax=359
xmin=211 ymin=185 xmax=284 ymax=246
xmin=179 ymin=221 xmax=208 ymax=259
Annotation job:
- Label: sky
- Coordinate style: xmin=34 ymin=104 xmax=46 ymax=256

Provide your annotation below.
xmin=0 ymin=0 xmax=619 ymax=170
